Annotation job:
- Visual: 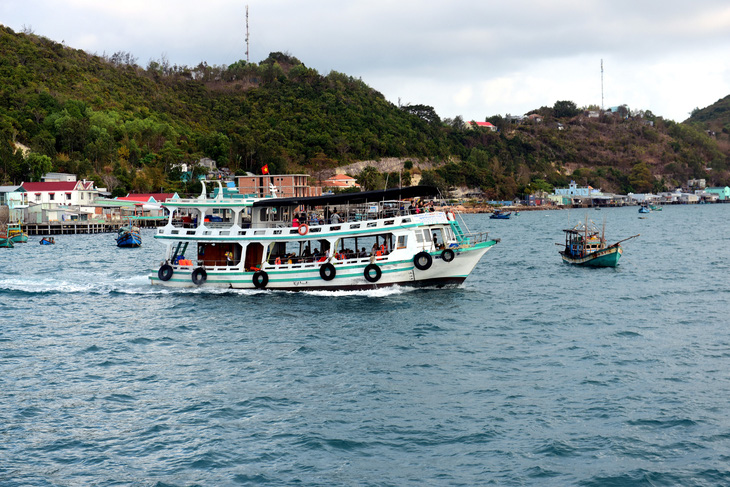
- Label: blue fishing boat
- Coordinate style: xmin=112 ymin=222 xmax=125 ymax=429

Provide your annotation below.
xmin=40 ymin=236 xmax=55 ymax=245
xmin=559 ymin=218 xmax=639 ymax=268
xmin=638 ymin=204 xmax=650 ymax=214
xmin=116 ymin=220 xmax=142 ymax=248
xmin=490 ymin=210 xmax=511 ymax=219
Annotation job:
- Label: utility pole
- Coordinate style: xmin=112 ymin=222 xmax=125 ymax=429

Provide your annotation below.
xmin=601 ymin=59 xmax=604 ymax=111
xmin=245 ymin=5 xmax=250 ymax=63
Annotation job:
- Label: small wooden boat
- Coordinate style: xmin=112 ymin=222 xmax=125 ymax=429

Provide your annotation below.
xmin=558 ymin=218 xmax=638 ymax=267
xmin=40 ymin=237 xmax=56 ymax=245
xmin=490 ymin=210 xmax=511 ymax=219
xmin=116 ymin=220 xmax=142 ymax=248
xmin=649 ymin=204 xmax=662 ymax=211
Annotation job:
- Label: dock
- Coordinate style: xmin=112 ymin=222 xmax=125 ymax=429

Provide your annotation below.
xmin=23 ymin=218 xmax=163 ymax=236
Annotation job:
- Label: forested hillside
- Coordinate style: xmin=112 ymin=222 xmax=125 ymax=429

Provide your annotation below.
xmin=1 ymin=25 xmax=728 ymax=198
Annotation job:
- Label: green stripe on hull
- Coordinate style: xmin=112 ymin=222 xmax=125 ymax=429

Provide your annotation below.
xmin=562 ymin=247 xmax=622 ymax=267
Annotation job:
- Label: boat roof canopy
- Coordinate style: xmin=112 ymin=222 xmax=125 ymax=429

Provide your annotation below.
xmin=252 ymin=185 xmax=439 ymax=208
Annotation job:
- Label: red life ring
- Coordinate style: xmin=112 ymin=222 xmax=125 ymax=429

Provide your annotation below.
xmin=298 ymin=224 xmax=309 ymax=236
xmin=447 ymin=211 xmax=455 ymax=221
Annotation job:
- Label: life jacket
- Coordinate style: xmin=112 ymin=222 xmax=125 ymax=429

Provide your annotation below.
xmin=275 ymin=257 xmax=281 ymax=265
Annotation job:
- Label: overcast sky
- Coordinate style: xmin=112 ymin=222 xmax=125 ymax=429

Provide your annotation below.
xmin=3 ymin=0 xmax=730 ymax=123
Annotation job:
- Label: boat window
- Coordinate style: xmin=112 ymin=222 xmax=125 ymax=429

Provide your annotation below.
xmin=397 ymin=235 xmax=407 ymax=249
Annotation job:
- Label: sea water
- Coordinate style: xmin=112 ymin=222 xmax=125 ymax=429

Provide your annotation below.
xmin=2 ymin=205 xmax=730 ymax=486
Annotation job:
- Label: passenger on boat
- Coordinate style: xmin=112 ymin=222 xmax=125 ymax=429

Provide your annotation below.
xmin=225 ymin=251 xmax=234 ymax=265
xmin=330 ymin=210 xmax=341 ymax=224
xmin=359 ymin=247 xmax=367 ymax=257
xmin=293 ymin=217 xmax=299 ymax=228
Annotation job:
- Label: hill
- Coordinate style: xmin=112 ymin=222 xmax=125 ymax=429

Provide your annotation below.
xmin=1 ymin=25 xmax=729 ymax=198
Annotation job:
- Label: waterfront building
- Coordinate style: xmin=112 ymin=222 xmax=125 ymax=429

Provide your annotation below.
xmin=705 ymin=186 xmax=730 ymax=201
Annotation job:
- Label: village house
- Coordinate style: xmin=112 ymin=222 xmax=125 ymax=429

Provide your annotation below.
xmin=236 ymin=174 xmax=321 ymax=198
xmin=467 ymin=121 xmax=497 ymax=132
xmin=704 ymin=186 xmax=730 ymax=201
xmin=0 ymin=185 xmax=28 ymax=222
xmin=321 ymin=173 xmax=361 ymax=190
xmin=20 ymin=179 xmax=100 ymax=223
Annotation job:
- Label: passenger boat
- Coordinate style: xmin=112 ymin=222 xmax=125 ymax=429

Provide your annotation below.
xmin=40 ymin=236 xmax=56 ymax=245
xmin=116 ymin=220 xmax=142 ymax=248
xmin=559 ymin=218 xmax=638 ymax=267
xmin=8 ymin=223 xmax=28 ymax=243
xmin=490 ymin=210 xmax=511 ymax=219
xmin=149 ymin=181 xmax=500 ymax=290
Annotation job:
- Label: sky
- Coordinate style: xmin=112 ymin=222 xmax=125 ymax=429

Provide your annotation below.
xmin=3 ymin=0 xmax=730 ymax=123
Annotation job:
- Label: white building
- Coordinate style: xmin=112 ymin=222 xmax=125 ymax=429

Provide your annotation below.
xmin=554 ymin=180 xmax=601 ymax=197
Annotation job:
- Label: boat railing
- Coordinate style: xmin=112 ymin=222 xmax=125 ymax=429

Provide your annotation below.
xmin=459 ymin=232 xmax=492 ymax=246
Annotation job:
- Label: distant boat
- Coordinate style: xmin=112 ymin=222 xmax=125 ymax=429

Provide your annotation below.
xmin=649 ymin=204 xmax=662 ymax=211
xmin=558 ymin=218 xmax=639 ymax=267
xmin=116 ymin=220 xmax=142 ymax=248
xmin=639 ymin=204 xmax=651 ymax=214
xmin=40 ymin=236 xmax=55 ymax=245
xmin=490 ymin=210 xmax=511 ymax=219
xmin=7 ymin=223 xmax=28 ymax=243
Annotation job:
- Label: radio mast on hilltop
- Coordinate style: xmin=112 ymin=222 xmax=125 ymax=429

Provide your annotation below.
xmin=601 ymin=59 xmax=604 ymax=111
xmin=245 ymin=5 xmax=250 ymax=63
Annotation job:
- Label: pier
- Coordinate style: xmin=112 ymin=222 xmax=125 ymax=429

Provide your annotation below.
xmin=23 ymin=218 xmax=163 ymax=236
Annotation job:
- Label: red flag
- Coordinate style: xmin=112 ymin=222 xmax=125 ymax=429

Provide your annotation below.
xmin=261 ymin=164 xmax=269 ymax=175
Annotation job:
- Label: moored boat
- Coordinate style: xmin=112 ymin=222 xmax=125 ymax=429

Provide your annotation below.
xmin=116 ymin=220 xmax=142 ymax=248
xmin=490 ymin=210 xmax=511 ymax=219
xmin=8 ymin=223 xmax=28 ymax=243
xmin=0 ymin=232 xmax=13 ymax=248
xmin=639 ymin=203 xmax=651 ymax=214
xmin=559 ymin=218 xmax=638 ymax=267
xmin=149 ymin=181 xmax=500 ymax=291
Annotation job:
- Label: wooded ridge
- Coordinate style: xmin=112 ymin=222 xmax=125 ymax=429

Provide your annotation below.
xmin=1 ymin=25 xmax=729 ymax=198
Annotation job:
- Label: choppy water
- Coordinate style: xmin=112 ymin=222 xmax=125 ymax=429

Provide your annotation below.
xmin=2 ymin=205 xmax=730 ymax=486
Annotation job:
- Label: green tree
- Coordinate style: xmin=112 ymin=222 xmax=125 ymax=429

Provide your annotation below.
xmin=356 ymin=166 xmax=385 ymax=191
xmin=628 ymin=162 xmax=653 ymax=193
xmin=26 ymin=153 xmax=53 ymax=181
xmin=553 ymin=100 xmax=581 ymax=118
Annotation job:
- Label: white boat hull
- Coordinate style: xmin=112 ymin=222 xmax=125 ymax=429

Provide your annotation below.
xmin=149 ymin=243 xmax=495 ymax=291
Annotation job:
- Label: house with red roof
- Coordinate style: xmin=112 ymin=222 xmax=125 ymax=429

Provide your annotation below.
xmin=22 ymin=180 xmax=98 ymax=206
xmin=322 ymin=173 xmax=360 ymax=189
xmin=467 ymin=121 xmax=497 ymax=132
xmin=116 ymin=193 xmax=179 ymax=204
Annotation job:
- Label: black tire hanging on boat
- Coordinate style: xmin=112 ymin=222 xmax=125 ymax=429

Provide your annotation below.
xmin=364 ymin=263 xmax=382 ymax=283
xmin=253 ymin=270 xmax=269 ymax=289
xmin=158 ymin=263 xmax=173 ymax=281
xmin=413 ymin=251 xmax=432 ymax=270
xmin=320 ymin=263 xmax=336 ymax=281
xmin=191 ymin=267 xmax=207 ymax=285
xmin=441 ymin=249 xmax=455 ymax=263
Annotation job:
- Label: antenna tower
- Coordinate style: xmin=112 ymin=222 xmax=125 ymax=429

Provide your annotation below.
xmin=245 ymin=5 xmax=250 ymax=63
xmin=601 ymin=59 xmax=604 ymax=111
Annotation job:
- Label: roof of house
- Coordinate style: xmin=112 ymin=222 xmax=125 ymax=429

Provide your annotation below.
xmin=469 ymin=121 xmax=495 ymax=127
xmin=22 ymin=181 xmax=78 ymax=192
xmin=326 ymin=174 xmax=357 ymax=181
xmin=0 ymin=185 xmax=25 ymax=192
xmin=118 ymin=193 xmax=177 ymax=203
